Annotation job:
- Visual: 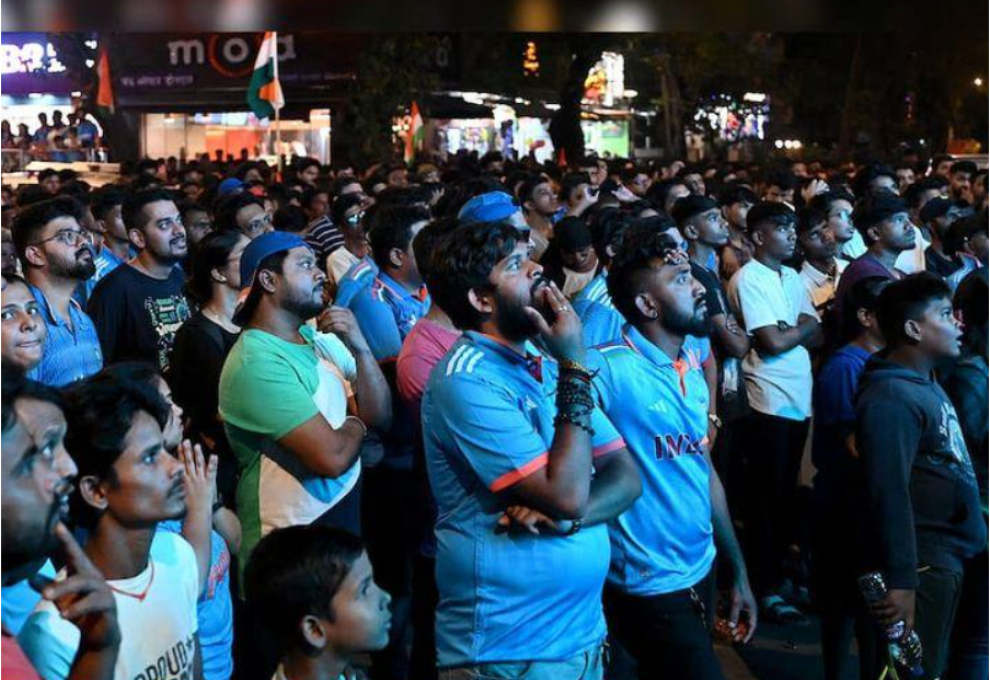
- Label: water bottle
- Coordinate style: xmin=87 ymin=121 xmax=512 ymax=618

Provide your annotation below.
xmin=858 ymin=572 xmax=924 ymax=678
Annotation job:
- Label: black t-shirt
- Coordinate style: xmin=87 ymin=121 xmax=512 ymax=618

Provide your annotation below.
xmin=689 ymin=260 xmax=726 ymax=317
xmin=170 ymin=312 xmax=239 ymax=438
xmin=88 ymin=263 xmax=191 ymax=372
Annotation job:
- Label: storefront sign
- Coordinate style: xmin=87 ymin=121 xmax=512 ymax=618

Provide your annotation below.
xmin=109 ymin=33 xmax=361 ymax=96
xmin=0 ymin=33 xmax=83 ymax=95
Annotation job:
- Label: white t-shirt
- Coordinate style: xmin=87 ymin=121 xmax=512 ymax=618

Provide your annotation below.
xmin=894 ymin=224 xmax=929 ymax=274
xmin=728 ymin=259 xmax=818 ymax=421
xmin=326 ymin=248 xmax=361 ymax=286
xmin=799 ymin=258 xmax=848 ymax=313
xmin=19 ymin=532 xmax=200 ymax=680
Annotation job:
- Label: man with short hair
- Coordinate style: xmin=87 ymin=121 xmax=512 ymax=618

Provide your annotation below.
xmin=295 ymin=157 xmax=321 ymax=187
xmin=833 ymin=194 xmax=917 ymax=333
xmin=727 ymin=201 xmax=821 ymax=623
xmin=18 ymin=371 xmax=199 ymax=680
xmin=796 ymin=206 xmax=847 ymax=315
xmin=717 ymin=185 xmax=757 ymax=281
xmin=519 ymin=176 xmax=560 ymax=261
xmin=589 ymin=229 xmax=756 ymax=680
xmin=646 ymin=178 xmax=691 ymax=215
xmin=621 ymin=166 xmax=652 ymax=198
xmin=676 ymin=195 xmax=751 ymax=360
xmin=37 ymin=169 xmax=60 ymax=196
xmin=948 ymin=160 xmax=977 ymax=205
xmin=855 ymin=273 xmax=987 ymax=680
xmin=11 ymin=197 xmax=103 ymax=386
xmin=1 ymin=368 xmax=120 ymax=680
xmin=89 ymin=186 xmax=128 ymax=279
xmin=944 ymin=213 xmax=989 ymax=292
xmin=560 ymin=172 xmax=597 ymax=218
xmin=219 ymin=231 xmax=392 ymax=577
xmin=919 ymin=197 xmax=962 ymax=278
xmin=215 ymin=191 xmax=272 ymax=241
xmin=337 ymin=205 xmax=432 ymax=362
xmin=895 ymin=163 xmax=917 ymax=193
xmin=423 ymin=222 xmax=640 ymax=679
xmin=87 ymin=188 xmax=192 ymax=372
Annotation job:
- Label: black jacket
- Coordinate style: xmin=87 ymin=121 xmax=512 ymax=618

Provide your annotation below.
xmin=854 ymin=355 xmax=987 ymax=589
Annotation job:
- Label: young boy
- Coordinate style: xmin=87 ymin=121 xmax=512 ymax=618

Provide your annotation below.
xmin=244 ymin=525 xmax=392 ymax=680
xmin=855 ymin=273 xmax=987 ymax=679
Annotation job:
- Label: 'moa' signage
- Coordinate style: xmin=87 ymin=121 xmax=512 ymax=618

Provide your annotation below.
xmin=167 ymin=34 xmax=298 ymax=77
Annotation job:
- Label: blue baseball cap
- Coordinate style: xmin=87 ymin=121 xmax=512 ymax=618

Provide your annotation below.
xmin=233 ymin=231 xmax=311 ymax=325
xmin=458 ymin=191 xmax=522 ymax=225
xmin=218 ymin=178 xmax=246 ymax=197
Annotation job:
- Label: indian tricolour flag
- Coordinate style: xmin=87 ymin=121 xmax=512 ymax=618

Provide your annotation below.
xmin=247 ymin=32 xmax=284 ymax=120
xmin=404 ymin=101 xmax=424 ymax=165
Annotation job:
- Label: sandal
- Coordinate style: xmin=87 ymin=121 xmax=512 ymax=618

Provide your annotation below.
xmin=760 ymin=594 xmax=809 ymax=626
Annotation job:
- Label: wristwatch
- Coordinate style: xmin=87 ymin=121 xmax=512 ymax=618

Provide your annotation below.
xmin=708 ymin=412 xmax=723 ymax=430
xmin=565 ymin=519 xmax=583 ymax=536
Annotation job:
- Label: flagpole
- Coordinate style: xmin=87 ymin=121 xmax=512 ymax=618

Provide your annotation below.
xmin=273 ymin=32 xmax=283 ymax=179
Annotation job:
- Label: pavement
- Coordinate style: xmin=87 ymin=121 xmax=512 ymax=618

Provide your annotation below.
xmin=715 ymin=615 xmax=834 ymax=680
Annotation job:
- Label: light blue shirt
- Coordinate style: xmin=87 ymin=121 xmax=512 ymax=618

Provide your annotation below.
xmin=27 ymin=284 xmax=103 ymax=387
xmin=588 ymin=325 xmax=716 ymax=596
xmin=422 ymin=332 xmax=625 ymax=667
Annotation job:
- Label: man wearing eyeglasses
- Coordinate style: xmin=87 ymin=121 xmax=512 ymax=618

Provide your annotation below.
xmin=87 ymin=188 xmax=192 ymax=373
xmin=10 ymin=197 xmax=103 ymax=387
xmin=215 ymin=192 xmax=273 ymax=242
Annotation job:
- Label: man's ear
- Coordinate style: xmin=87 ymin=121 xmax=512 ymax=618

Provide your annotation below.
xmin=388 ymin=247 xmax=404 ymax=270
xmin=128 ymin=227 xmax=147 ymax=251
xmin=467 ymin=288 xmax=493 ymax=316
xmin=750 ymin=228 xmax=765 ymax=248
xmin=634 ymin=291 xmax=659 ymax=321
xmin=258 ymin=269 xmax=277 ymax=294
xmin=78 ymin=476 xmax=109 ymax=514
xmin=23 ymin=244 xmax=46 ymax=269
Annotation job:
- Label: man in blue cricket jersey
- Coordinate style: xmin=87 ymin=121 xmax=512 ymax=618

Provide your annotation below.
xmin=337 ymin=205 xmax=432 ymax=362
xmin=422 ymin=221 xmax=641 ymax=680
xmin=587 ymin=227 xmax=757 ymax=680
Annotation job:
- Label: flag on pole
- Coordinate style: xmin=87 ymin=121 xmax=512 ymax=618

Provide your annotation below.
xmin=247 ymin=32 xmax=284 ymax=120
xmin=95 ymin=43 xmax=115 ymax=115
xmin=404 ymin=101 xmax=424 ymax=165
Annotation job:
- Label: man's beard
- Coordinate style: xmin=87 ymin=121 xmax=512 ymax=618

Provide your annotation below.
xmin=51 ymin=247 xmax=96 ymax=280
xmin=493 ymin=278 xmax=549 ymax=342
xmin=661 ymin=299 xmax=711 ymax=338
xmin=283 ymin=286 xmax=325 ymax=321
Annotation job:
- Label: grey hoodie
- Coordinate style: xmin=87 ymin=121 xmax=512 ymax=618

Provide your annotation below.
xmin=854 ymin=355 xmax=987 ymax=589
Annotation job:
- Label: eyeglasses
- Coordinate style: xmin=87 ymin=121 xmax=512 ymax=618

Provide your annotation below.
xmin=244 ymin=213 xmax=273 ymax=235
xmin=30 ymin=229 xmax=93 ymax=247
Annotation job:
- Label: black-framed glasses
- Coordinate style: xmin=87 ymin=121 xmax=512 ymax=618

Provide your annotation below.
xmin=29 ymin=229 xmax=93 ymax=247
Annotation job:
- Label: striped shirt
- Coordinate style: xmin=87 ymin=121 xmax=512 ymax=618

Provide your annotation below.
xmin=305 ymin=216 xmax=345 ymax=268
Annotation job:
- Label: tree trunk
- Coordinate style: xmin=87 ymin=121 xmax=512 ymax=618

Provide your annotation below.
xmin=837 ymin=33 xmax=865 ymax=158
xmin=548 ymin=38 xmax=601 ymax=165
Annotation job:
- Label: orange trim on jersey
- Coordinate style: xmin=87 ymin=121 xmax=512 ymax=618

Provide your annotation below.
xmin=593 ymin=437 xmax=626 ymax=458
xmin=490 ymin=452 xmax=550 ymax=492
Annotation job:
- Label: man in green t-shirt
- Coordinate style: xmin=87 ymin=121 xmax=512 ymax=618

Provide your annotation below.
xmin=219 ymin=232 xmax=391 ymax=579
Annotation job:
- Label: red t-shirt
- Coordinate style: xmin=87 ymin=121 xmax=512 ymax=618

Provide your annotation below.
xmin=396 ymin=318 xmax=460 ymax=415
xmin=2 ymin=629 xmax=42 ymax=680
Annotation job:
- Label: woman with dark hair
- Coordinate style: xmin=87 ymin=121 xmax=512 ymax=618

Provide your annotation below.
xmin=170 ymin=229 xmax=249 ymax=503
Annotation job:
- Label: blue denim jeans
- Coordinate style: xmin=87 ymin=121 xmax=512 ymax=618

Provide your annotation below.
xmin=438 ymin=643 xmax=604 ymax=680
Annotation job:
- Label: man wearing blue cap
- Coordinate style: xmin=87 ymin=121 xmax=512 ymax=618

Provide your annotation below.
xmin=218 ymin=232 xmax=392 ymax=582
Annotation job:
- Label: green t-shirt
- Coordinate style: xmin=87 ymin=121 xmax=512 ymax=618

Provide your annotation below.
xmin=219 ymin=326 xmax=359 ymax=576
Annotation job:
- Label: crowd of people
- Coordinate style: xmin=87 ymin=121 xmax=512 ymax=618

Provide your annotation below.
xmin=1 ymin=146 xmax=987 ymax=680
xmin=2 ymin=111 xmax=104 ymax=169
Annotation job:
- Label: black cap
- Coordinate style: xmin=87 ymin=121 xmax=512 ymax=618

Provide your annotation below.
xmin=670 ymin=194 xmax=718 ymax=227
xmin=554 ymin=216 xmax=593 ymax=252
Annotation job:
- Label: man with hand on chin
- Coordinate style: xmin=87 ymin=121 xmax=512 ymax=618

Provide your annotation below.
xmin=422 ymin=222 xmax=640 ymax=680
xmin=1 ymin=367 xmax=119 ymax=680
